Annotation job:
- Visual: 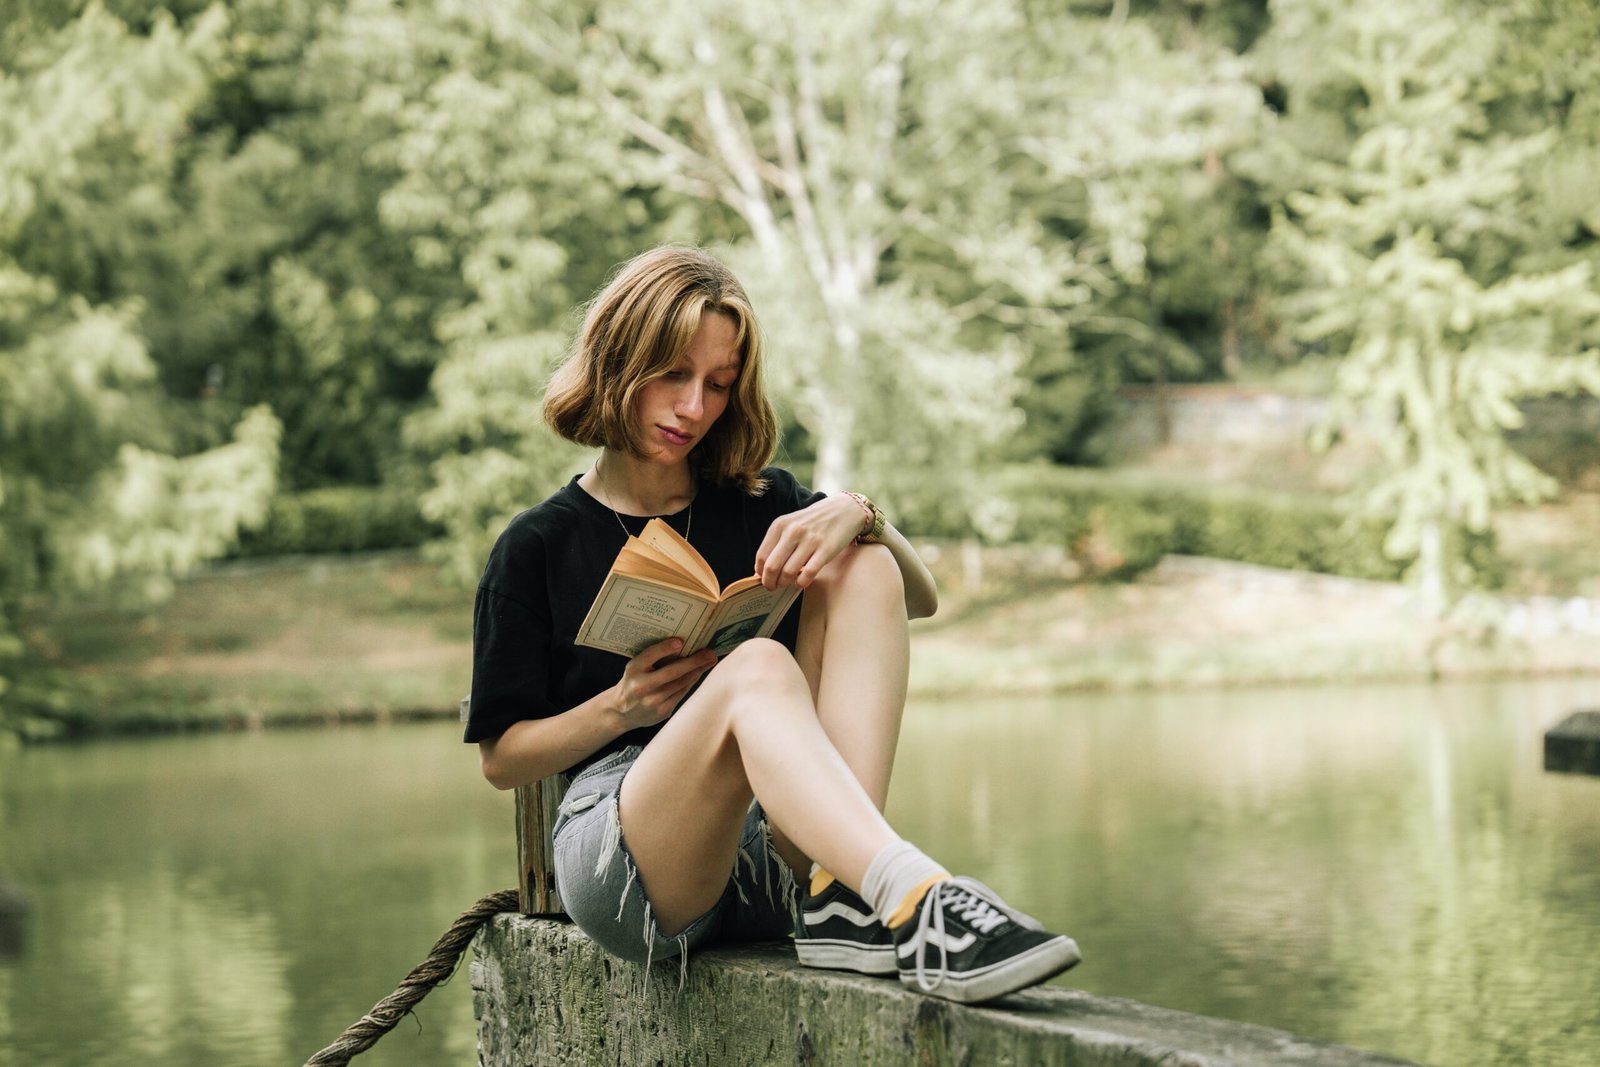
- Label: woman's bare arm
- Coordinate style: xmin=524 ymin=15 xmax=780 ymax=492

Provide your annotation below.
xmin=478 ymin=637 xmax=716 ymax=789
xmin=877 ymin=519 xmax=938 ymax=620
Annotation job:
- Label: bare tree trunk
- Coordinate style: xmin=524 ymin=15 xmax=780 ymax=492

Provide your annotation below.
xmin=1417 ymin=518 xmax=1445 ymax=618
xmin=1220 ymin=297 xmax=1241 ymax=379
xmin=618 ymin=27 xmax=902 ymax=496
xmin=812 ymin=393 xmax=855 ymax=492
xmin=1153 ymin=342 xmax=1172 ymax=446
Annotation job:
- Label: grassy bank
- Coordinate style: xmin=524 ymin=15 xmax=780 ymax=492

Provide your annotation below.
xmin=18 ymin=553 xmax=473 ymax=737
xmin=15 ymin=547 xmax=1600 ymax=739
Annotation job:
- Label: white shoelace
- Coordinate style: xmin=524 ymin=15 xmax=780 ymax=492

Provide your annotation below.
xmin=909 ymin=877 xmax=1023 ymax=992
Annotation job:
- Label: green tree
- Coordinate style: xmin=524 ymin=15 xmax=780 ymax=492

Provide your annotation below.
xmin=124 ymin=0 xmax=457 ymax=490
xmin=1493 ymin=0 xmax=1600 ymax=280
xmin=383 ymin=0 xmax=1040 ymax=568
xmin=512 ymin=2 xmax=1259 ymax=521
xmin=0 ymin=4 xmax=279 ymax=734
xmin=11 ymin=0 xmax=464 ymax=494
xmin=567 ymin=0 xmax=1040 ymax=510
xmin=388 ymin=0 xmax=1276 ymax=558
xmin=1008 ymin=12 xmax=1268 ymax=461
xmin=311 ymin=1 xmax=670 ymax=580
xmin=1262 ymin=0 xmax=1600 ymax=608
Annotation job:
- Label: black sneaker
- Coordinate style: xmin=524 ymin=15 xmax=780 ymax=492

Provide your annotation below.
xmin=893 ymin=877 xmax=1080 ymax=1004
xmin=794 ymin=879 xmax=897 ymax=975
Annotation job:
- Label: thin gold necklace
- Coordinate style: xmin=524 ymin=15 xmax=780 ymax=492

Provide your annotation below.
xmin=593 ymin=457 xmax=692 ymax=542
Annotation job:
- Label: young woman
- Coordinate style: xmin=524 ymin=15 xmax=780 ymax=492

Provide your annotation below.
xmin=465 ymin=246 xmax=1079 ymax=1004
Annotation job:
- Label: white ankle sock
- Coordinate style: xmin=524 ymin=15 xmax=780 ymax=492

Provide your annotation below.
xmin=860 ymin=840 xmax=949 ymax=928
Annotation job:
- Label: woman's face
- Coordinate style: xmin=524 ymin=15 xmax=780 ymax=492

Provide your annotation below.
xmin=633 ymin=311 xmax=741 ymax=464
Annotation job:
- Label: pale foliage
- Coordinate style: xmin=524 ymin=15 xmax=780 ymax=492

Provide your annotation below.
xmin=1265 ymin=0 xmax=1600 ymax=605
xmin=0 ymin=5 xmax=280 ymax=721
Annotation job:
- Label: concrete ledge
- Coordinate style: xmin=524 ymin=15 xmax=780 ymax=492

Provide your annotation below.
xmin=471 ymin=915 xmax=1416 ymax=1066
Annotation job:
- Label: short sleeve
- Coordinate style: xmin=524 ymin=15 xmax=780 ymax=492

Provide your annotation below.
xmin=756 ymin=467 xmax=826 ymax=521
xmin=464 ymin=528 xmax=556 ymax=744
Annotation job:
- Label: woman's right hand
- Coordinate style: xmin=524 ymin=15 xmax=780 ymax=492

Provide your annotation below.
xmin=611 ymin=638 xmax=717 ymax=729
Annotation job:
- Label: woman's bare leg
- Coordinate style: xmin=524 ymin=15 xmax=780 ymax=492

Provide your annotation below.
xmin=617 ymin=638 xmax=900 ymax=936
xmin=615 ymin=553 xmax=1080 ymax=1001
xmin=792 ymin=542 xmax=908 ymax=808
xmin=754 ymin=542 xmax=909 ymax=874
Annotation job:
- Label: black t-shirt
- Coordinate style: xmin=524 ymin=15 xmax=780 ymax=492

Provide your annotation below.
xmin=464 ymin=467 xmax=826 ymax=774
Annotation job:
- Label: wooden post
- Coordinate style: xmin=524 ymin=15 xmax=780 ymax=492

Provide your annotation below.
xmin=1545 ymin=710 xmax=1600 ymax=776
xmin=516 ymin=775 xmax=569 ymax=916
xmin=0 ymin=877 xmax=25 ymax=956
xmin=463 ymin=694 xmax=571 ymax=916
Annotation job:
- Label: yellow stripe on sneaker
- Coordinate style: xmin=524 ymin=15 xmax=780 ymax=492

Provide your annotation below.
xmin=883 ymin=872 xmax=950 ymax=929
xmin=809 ymin=868 xmax=837 ymax=897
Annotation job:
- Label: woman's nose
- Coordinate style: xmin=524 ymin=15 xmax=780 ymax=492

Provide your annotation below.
xmin=677 ymin=382 xmax=703 ymax=418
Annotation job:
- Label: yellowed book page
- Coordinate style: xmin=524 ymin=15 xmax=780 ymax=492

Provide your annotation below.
xmin=688 ymin=581 xmax=801 ymax=656
xmin=612 ymin=538 xmax=704 ymax=595
xmin=576 ymin=574 xmax=716 ymax=658
xmin=637 ymin=518 xmax=718 ymax=596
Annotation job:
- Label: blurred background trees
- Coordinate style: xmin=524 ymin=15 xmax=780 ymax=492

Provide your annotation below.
xmin=1260 ymin=0 xmax=1600 ymax=607
xmin=4 ymin=0 xmax=1599 ymax=725
xmin=1 ymin=3 xmax=280 ymax=731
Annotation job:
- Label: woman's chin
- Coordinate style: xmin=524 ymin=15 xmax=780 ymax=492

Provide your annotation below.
xmin=642 ymin=444 xmax=694 ymax=466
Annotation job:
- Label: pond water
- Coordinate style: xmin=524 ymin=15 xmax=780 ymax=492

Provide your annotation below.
xmin=2 ymin=677 xmax=1598 ymax=1066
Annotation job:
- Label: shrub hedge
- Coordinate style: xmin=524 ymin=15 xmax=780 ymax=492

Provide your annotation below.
xmin=983 ymin=465 xmax=1500 ymax=584
xmin=232 ymin=486 xmax=439 ymax=558
xmin=234 ymin=469 xmax=1501 ymax=588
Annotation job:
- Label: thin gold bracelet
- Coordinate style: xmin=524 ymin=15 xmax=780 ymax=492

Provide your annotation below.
xmin=843 ymin=491 xmax=884 ymax=543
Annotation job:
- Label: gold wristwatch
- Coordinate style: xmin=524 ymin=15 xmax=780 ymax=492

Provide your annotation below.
xmin=846 ymin=491 xmax=885 ymax=544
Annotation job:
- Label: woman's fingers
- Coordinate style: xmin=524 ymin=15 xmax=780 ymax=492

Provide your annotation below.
xmin=646 ymin=650 xmax=716 ymax=693
xmin=758 ymin=519 xmax=820 ymax=588
xmin=660 ymin=663 xmax=712 ymax=713
xmin=631 ymin=636 xmax=687 ymax=671
xmin=766 ymin=533 xmax=834 ymax=589
xmin=757 ymin=498 xmax=860 ymax=589
xmin=634 ymin=660 xmax=710 ymax=722
xmin=619 ymin=642 xmax=715 ymax=725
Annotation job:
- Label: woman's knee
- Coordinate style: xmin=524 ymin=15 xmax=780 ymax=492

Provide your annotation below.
xmin=715 ymin=638 xmax=807 ymax=687
xmin=698 ymin=638 xmax=809 ymax=712
xmin=813 ymin=542 xmax=903 ymax=604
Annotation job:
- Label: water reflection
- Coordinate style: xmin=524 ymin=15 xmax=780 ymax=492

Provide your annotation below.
xmin=0 ymin=726 xmax=513 ymax=1067
xmin=885 ymin=679 xmax=1600 ymax=1067
xmin=2 ymin=681 xmax=1598 ymax=1066
xmin=77 ymin=865 xmax=292 ymax=1062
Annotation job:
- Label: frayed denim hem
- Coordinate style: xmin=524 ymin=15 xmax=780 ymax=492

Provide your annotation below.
xmin=735 ymin=799 xmax=802 ymax=932
xmin=584 ymin=793 xmax=698 ymax=993
xmin=556 ymin=753 xmax=805 ymax=993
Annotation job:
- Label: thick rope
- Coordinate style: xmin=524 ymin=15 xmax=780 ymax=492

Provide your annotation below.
xmin=302 ymin=887 xmax=521 ymax=1067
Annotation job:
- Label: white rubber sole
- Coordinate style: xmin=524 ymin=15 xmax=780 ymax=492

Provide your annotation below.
xmin=899 ymin=934 xmax=1082 ymax=1004
xmin=795 ymin=938 xmax=899 ymax=976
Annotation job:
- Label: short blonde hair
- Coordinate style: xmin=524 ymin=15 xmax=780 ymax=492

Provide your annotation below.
xmin=544 ymin=246 xmax=777 ymax=493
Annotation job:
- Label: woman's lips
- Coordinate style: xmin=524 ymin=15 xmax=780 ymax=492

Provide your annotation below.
xmin=659 ymin=425 xmax=693 ymax=446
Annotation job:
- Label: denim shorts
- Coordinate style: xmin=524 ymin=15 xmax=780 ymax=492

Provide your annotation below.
xmin=551 ymin=746 xmax=800 ymax=981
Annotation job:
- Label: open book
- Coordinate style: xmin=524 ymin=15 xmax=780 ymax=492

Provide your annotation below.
xmin=575 ymin=518 xmax=801 ymax=659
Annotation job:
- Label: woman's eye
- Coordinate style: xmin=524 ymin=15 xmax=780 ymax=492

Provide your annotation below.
xmin=709 ymin=380 xmax=732 ymax=393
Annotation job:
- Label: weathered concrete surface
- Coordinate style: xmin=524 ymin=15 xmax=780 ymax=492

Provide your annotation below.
xmin=1546 ymin=710 xmax=1600 ymax=776
xmin=472 ymin=915 xmax=1417 ymax=1067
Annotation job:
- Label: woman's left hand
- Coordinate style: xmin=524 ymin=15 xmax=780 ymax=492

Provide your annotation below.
xmin=755 ymin=495 xmax=867 ymax=590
